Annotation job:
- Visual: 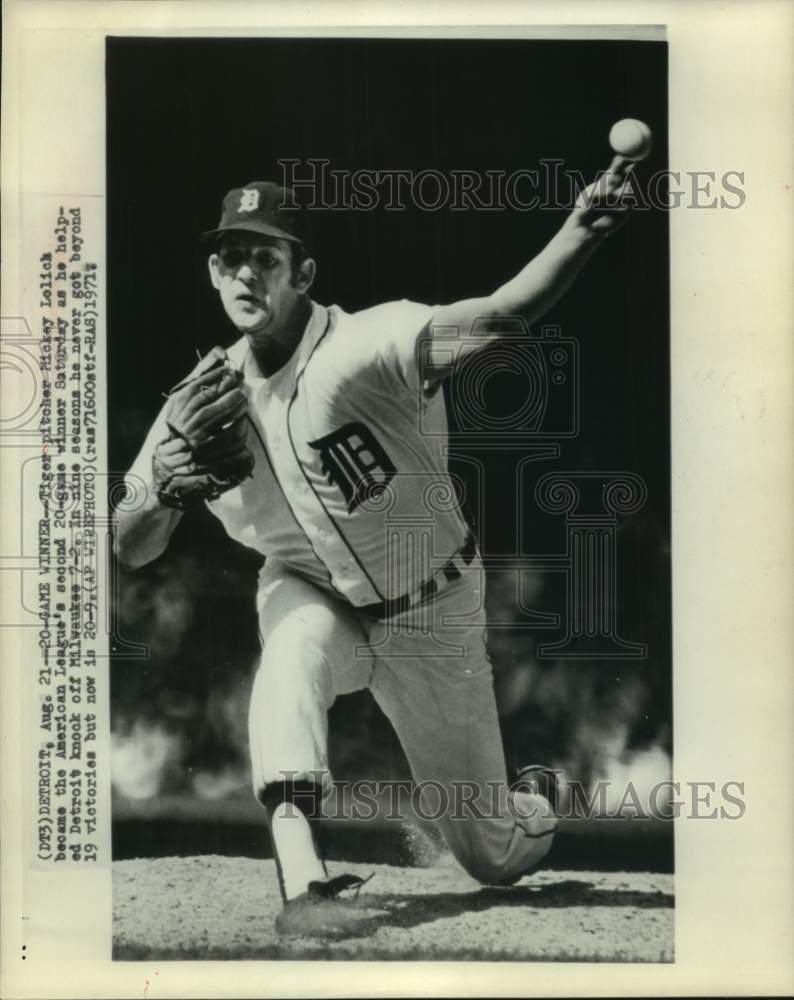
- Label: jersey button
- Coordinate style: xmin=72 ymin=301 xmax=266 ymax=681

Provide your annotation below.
xmin=272 ymin=435 xmax=281 ymax=448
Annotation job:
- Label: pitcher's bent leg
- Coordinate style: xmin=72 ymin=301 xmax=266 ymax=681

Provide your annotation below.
xmin=367 ymin=581 xmax=556 ymax=885
xmin=248 ymin=564 xmax=372 ymax=802
xmin=249 ymin=566 xmax=373 ymax=902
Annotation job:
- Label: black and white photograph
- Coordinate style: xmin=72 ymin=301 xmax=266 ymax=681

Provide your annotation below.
xmin=2 ymin=2 xmax=792 ymax=995
xmin=108 ymin=33 xmax=673 ymax=961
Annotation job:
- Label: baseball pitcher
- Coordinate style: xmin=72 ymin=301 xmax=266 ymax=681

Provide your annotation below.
xmin=115 ymin=151 xmax=638 ymax=935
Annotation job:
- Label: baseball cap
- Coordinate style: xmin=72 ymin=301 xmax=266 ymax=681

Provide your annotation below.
xmin=201 ymin=181 xmax=305 ymax=245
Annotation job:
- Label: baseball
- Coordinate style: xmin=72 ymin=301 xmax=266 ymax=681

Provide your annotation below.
xmin=608 ymin=118 xmax=652 ymax=161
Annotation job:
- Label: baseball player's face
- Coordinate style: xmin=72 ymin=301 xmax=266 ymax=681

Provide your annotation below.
xmin=208 ymin=233 xmax=312 ymax=340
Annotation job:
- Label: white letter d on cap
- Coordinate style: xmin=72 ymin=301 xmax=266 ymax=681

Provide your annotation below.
xmin=239 ymin=189 xmax=260 ymax=212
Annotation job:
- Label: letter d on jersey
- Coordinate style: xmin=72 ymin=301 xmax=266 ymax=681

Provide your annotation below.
xmin=309 ymin=422 xmax=396 ymax=513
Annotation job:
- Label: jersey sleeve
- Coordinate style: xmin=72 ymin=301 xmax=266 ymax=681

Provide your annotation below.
xmin=351 ymin=299 xmax=437 ymax=395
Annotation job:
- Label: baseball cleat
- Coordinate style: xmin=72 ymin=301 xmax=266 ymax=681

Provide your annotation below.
xmin=275 ymin=873 xmax=374 ymax=939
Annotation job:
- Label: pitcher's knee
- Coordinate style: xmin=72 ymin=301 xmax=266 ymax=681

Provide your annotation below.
xmin=462 ymin=854 xmax=514 ymax=886
xmin=255 ymin=626 xmax=332 ymax=708
xmin=454 ymin=823 xmax=555 ymax=885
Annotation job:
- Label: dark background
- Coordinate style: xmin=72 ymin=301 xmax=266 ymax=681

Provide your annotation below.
xmin=107 ymin=37 xmax=670 ymax=863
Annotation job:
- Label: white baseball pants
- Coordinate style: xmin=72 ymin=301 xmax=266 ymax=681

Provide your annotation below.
xmin=248 ymin=558 xmax=556 ymax=885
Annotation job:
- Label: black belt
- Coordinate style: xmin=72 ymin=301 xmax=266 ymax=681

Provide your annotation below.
xmin=360 ymin=533 xmax=477 ymax=620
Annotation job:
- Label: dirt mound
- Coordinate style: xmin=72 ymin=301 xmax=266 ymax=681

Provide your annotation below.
xmin=113 ymin=856 xmax=673 ymax=962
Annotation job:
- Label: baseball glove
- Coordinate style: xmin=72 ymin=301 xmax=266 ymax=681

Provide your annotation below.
xmin=153 ymin=347 xmax=254 ymax=510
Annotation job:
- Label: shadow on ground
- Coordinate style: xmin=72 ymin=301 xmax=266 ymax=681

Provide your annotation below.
xmin=113 ymin=858 xmax=674 ymax=962
xmin=305 ymin=878 xmax=674 ymax=940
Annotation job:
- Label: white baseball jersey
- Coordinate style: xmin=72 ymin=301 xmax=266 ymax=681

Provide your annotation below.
xmin=128 ymin=300 xmax=470 ymax=609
